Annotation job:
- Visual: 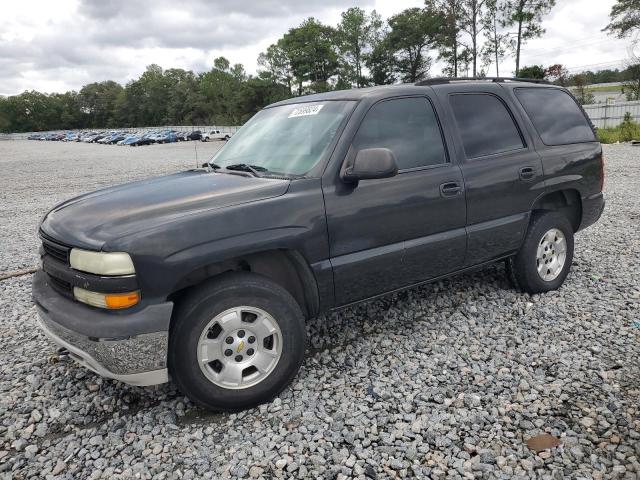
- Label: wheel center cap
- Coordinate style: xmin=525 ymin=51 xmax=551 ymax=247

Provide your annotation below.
xmin=236 ymin=340 xmax=245 ymax=353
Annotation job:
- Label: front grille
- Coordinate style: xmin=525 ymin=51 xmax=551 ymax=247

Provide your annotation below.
xmin=43 ymin=242 xmax=69 ymax=263
xmin=47 ymin=273 xmax=73 ymax=298
xmin=40 ymin=232 xmax=70 ymax=265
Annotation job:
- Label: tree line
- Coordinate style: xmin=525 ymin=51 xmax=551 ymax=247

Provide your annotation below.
xmin=1 ymin=0 xmax=638 ymax=133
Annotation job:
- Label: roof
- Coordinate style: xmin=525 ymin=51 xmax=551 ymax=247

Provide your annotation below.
xmin=268 ymin=77 xmax=556 ymax=108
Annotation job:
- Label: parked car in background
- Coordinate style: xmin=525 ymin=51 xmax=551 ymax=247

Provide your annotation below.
xmin=24 ymin=127 xmax=234 ymax=145
xmin=63 ymin=132 xmax=79 ymax=142
xmin=184 ymin=130 xmax=202 ymax=141
xmin=105 ymin=133 xmax=128 ymax=144
xmin=201 ymin=129 xmax=230 ymax=142
xmin=155 ymin=130 xmax=178 ymax=144
xmin=81 ymin=133 xmax=99 ymax=143
xmin=121 ymin=135 xmax=140 ymax=146
xmin=128 ymin=134 xmax=154 ymax=146
xmin=176 ymin=131 xmax=188 ymax=141
xmin=97 ymin=132 xmax=117 ymax=144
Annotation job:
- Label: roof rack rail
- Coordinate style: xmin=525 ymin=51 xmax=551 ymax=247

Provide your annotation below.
xmin=415 ymin=77 xmax=551 ymax=86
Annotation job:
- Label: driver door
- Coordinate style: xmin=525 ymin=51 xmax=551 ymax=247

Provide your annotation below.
xmin=323 ymin=96 xmax=467 ymax=306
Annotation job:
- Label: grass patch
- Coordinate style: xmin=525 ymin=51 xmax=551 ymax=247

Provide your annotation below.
xmin=596 ymin=112 xmax=640 ymax=143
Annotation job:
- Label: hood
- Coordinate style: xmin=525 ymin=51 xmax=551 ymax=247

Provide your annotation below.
xmin=40 ymin=170 xmax=290 ymax=250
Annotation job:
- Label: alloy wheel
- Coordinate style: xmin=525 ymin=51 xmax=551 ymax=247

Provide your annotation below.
xmin=197 ymin=306 xmax=282 ymax=389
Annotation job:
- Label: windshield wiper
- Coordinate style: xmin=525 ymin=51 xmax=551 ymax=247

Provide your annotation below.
xmin=224 ymin=163 xmax=268 ymax=177
xmin=202 ymin=161 xmax=221 ymax=170
xmin=204 ymin=161 xmax=295 ymax=179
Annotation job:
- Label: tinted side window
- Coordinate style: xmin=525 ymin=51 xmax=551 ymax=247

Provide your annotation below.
xmin=352 ymin=97 xmax=447 ymax=170
xmin=515 ymin=88 xmax=596 ymax=145
xmin=450 ymin=94 xmax=524 ymax=158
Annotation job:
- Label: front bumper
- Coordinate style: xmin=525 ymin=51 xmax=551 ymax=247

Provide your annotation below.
xmin=32 ymin=270 xmax=173 ymax=386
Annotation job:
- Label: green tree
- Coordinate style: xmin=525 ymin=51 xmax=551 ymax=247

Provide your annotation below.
xmin=621 ymin=64 xmax=640 ymax=100
xmin=257 ymin=41 xmax=294 ymax=94
xmin=517 ymin=64 xmax=545 ymax=79
xmin=572 ymin=74 xmax=595 ymax=105
xmin=336 ymin=8 xmax=383 ymax=87
xmin=364 ymin=15 xmax=395 ymax=85
xmin=53 ymin=91 xmax=84 ymax=129
xmin=280 ymin=18 xmax=340 ymax=94
xmin=501 ymin=0 xmax=556 ymax=76
xmin=0 ymin=96 xmax=9 ymax=132
xmin=481 ymin=0 xmax=509 ymax=76
xmin=603 ymin=0 xmax=640 ymax=38
xmin=619 ymin=112 xmax=638 ymax=141
xmin=387 ymin=8 xmax=443 ymax=82
xmin=116 ymin=65 xmax=169 ymax=126
xmin=199 ymin=57 xmax=247 ymax=124
xmin=427 ymin=0 xmax=464 ymax=77
xmin=2 ymin=91 xmax=61 ymax=132
xmin=459 ymin=0 xmax=489 ymax=76
xmin=163 ymin=68 xmax=201 ymax=125
xmin=242 ymin=77 xmax=291 ymax=117
xmin=78 ymin=80 xmax=123 ymax=128
xmin=366 ymin=36 xmax=396 ymax=85
xmin=545 ymin=63 xmax=569 ymax=86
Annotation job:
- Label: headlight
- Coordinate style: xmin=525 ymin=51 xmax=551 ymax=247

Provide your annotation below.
xmin=73 ymin=287 xmax=140 ymax=309
xmin=69 ymin=249 xmax=135 ymax=276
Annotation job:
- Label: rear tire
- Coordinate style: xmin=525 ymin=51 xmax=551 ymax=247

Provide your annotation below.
xmin=169 ymin=272 xmax=306 ymax=411
xmin=506 ymin=211 xmax=574 ymax=294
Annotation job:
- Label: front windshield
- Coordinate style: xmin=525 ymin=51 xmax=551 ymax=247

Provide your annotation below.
xmin=211 ymin=100 xmax=354 ymax=176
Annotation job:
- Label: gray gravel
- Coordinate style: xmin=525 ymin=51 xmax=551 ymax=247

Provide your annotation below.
xmin=1 ymin=141 xmax=639 ymax=479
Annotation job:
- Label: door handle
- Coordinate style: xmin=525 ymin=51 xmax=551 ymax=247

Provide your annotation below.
xmin=519 ymin=166 xmax=536 ymax=180
xmin=439 ymin=182 xmax=462 ymax=198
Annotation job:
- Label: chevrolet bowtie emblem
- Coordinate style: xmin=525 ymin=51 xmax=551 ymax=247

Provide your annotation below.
xmin=236 ymin=341 xmax=245 ymax=353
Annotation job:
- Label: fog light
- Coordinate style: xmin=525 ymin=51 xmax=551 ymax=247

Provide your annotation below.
xmin=74 ymin=287 xmax=140 ymax=309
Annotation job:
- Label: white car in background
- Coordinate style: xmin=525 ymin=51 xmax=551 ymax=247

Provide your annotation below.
xmin=201 ymin=129 xmax=231 ymax=142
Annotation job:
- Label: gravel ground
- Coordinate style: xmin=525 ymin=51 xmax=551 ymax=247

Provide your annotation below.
xmin=0 ymin=141 xmax=639 ymax=479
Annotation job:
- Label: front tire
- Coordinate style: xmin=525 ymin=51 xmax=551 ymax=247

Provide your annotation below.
xmin=506 ymin=211 xmax=574 ymax=294
xmin=169 ymin=272 xmax=306 ymax=411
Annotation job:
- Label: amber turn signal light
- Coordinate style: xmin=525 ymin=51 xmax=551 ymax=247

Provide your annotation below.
xmin=105 ymin=291 xmax=140 ymax=309
xmin=73 ymin=287 xmax=140 ymax=309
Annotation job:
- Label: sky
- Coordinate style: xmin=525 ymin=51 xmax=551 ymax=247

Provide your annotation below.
xmin=0 ymin=0 xmax=635 ymax=96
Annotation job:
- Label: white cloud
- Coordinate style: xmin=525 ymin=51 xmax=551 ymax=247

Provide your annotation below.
xmin=0 ymin=0 xmax=633 ymax=95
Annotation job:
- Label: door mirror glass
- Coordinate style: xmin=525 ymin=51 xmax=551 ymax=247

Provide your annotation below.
xmin=341 ymin=148 xmax=398 ymax=183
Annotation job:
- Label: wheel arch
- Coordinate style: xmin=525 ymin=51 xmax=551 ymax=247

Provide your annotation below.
xmin=167 ymin=249 xmax=320 ymax=320
xmin=530 ymin=188 xmax=582 ymax=232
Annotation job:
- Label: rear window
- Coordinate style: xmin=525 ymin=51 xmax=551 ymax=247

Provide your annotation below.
xmin=449 ymin=93 xmax=525 ymax=159
xmin=515 ymin=88 xmax=596 ymax=145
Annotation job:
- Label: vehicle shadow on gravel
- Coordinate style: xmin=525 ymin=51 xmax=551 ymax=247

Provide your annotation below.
xmin=305 ymin=262 xmax=511 ymax=355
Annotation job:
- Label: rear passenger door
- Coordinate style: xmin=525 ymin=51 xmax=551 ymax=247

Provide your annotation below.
xmin=434 ymin=84 xmax=544 ymax=266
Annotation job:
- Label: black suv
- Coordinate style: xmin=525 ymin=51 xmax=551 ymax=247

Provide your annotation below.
xmin=33 ymin=79 xmax=604 ymax=411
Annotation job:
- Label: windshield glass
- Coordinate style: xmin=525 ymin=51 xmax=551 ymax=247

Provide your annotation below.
xmin=211 ymin=100 xmax=354 ymax=176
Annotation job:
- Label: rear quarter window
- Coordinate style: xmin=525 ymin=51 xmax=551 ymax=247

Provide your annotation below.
xmin=514 ymin=88 xmax=596 ymax=146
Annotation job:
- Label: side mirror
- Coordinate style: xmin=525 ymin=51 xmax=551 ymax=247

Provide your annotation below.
xmin=341 ymin=148 xmax=399 ymax=183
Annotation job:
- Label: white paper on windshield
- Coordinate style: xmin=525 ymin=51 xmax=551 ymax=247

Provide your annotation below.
xmin=288 ymin=104 xmax=324 ymax=118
